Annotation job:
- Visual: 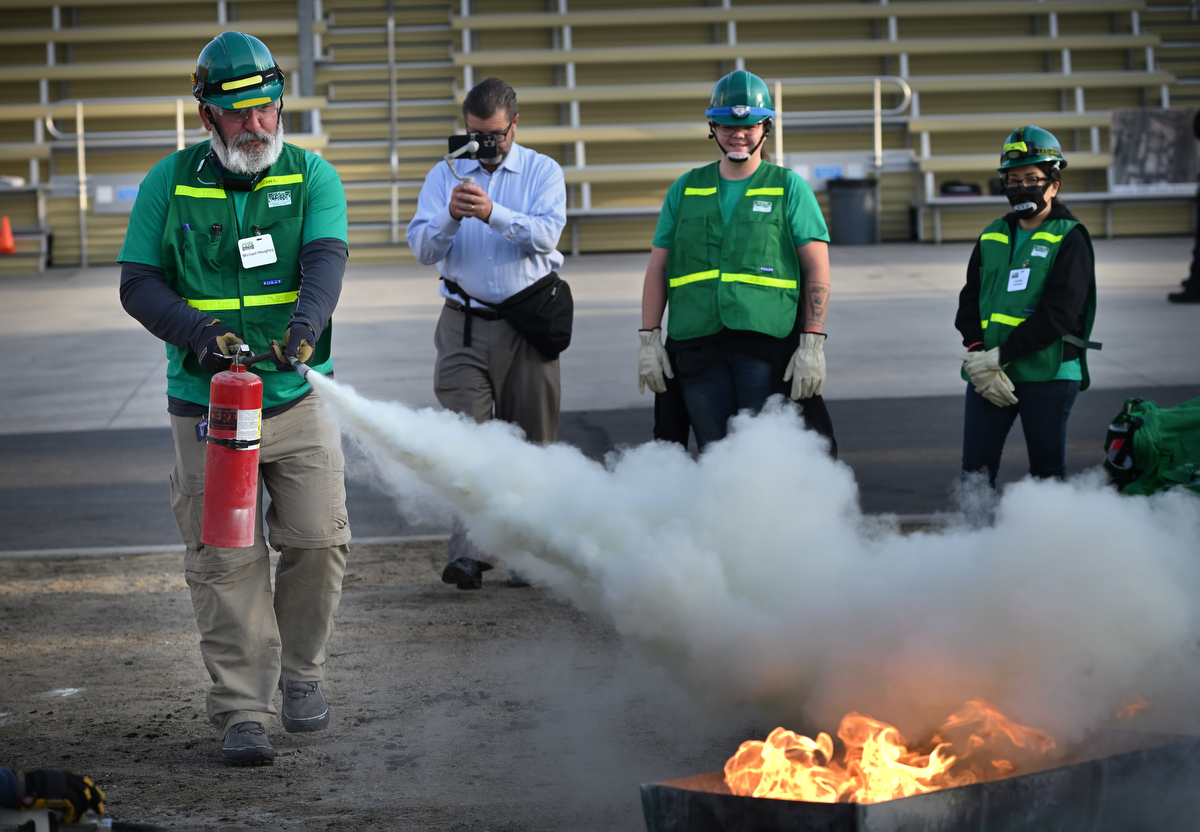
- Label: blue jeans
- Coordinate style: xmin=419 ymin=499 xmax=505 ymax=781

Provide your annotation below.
xmin=962 ymin=380 xmax=1080 ymax=485
xmin=677 ymin=349 xmax=775 ymax=449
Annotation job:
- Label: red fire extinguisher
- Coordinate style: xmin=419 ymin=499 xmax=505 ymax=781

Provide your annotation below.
xmin=200 ymin=345 xmax=275 ymax=548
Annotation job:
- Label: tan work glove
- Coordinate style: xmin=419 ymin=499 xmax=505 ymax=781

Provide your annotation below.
xmin=783 ymin=331 xmax=826 ymax=399
xmin=271 ymin=323 xmax=315 ymax=369
xmin=961 ymin=347 xmax=1018 ymax=407
xmin=195 ymin=319 xmax=245 ymax=374
xmin=637 ymin=328 xmax=673 ymax=394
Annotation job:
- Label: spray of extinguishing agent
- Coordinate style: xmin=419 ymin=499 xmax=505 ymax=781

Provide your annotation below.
xmin=199 ymin=344 xmax=308 ymax=548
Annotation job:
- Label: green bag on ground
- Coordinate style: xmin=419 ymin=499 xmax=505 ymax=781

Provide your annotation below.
xmin=1104 ymin=396 xmax=1200 ymax=496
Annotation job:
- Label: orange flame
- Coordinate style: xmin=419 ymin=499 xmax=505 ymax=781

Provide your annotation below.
xmin=1114 ymin=696 xmax=1151 ymax=720
xmin=724 ymin=699 xmax=1056 ymax=804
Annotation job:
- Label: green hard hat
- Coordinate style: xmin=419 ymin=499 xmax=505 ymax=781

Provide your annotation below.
xmin=998 ymin=125 xmax=1067 ymax=171
xmin=706 ymin=70 xmax=774 ymax=126
xmin=192 ymin=31 xmax=285 ymax=111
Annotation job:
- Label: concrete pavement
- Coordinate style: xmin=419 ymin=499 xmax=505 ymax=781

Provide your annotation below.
xmin=1 ymin=236 xmax=1196 ymax=435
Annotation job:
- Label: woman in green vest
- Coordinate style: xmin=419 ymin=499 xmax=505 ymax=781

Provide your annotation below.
xmin=957 ymin=125 xmax=1098 ymax=485
xmin=638 ymin=70 xmax=836 ymax=453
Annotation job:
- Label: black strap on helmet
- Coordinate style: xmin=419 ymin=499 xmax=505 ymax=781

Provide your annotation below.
xmin=193 ymin=64 xmax=285 ymax=101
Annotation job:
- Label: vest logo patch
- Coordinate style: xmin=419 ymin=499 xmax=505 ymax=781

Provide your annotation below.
xmin=1031 ymin=244 xmax=1050 ymax=257
xmin=760 ymin=266 xmax=774 ymax=272
xmin=262 ymin=278 xmax=283 ymax=286
xmin=752 ymin=200 xmax=773 ymax=213
xmin=267 ymin=190 xmax=292 ymax=208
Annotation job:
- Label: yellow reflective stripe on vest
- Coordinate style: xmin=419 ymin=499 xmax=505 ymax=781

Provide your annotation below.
xmin=980 ymin=232 xmax=1008 ymax=244
xmin=174 ymin=185 xmax=226 ymax=199
xmin=668 ymin=269 xmax=719 ymax=287
xmin=721 ymin=272 xmax=798 ymax=290
xmin=683 ymin=187 xmax=717 ymax=196
xmin=243 ymin=291 xmax=300 ymax=307
xmin=1031 ymin=231 xmax=1063 ymax=243
xmin=254 ymin=173 xmax=304 ymax=191
xmin=186 ymin=297 xmax=240 ymax=311
xmin=744 ymin=187 xmax=784 ymax=196
xmin=986 ymin=312 xmax=1027 ymax=327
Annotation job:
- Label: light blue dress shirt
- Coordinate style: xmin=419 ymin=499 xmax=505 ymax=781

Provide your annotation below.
xmin=406 ymin=142 xmax=567 ymax=307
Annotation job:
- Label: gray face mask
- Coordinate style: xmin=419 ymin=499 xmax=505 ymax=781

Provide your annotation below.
xmin=1005 ymin=182 xmax=1050 ymax=219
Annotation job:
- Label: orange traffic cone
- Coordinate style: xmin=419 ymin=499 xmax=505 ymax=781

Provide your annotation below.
xmin=0 ymin=216 xmax=15 ymax=255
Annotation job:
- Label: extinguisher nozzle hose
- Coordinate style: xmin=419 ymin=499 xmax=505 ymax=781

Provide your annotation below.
xmin=287 ymin=355 xmax=314 ymax=379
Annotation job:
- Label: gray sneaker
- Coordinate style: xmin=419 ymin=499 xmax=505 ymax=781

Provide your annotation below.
xmin=279 ymin=679 xmax=329 ymax=733
xmin=221 ymin=721 xmax=274 ymax=766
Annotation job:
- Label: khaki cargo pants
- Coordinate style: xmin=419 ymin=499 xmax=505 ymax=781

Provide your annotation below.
xmin=169 ymin=393 xmax=351 ymax=734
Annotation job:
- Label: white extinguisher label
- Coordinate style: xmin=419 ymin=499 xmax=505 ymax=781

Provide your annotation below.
xmin=237 ymin=409 xmax=262 ymax=444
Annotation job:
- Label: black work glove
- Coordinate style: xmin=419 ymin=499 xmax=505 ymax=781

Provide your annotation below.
xmin=193 ymin=319 xmax=245 ymax=374
xmin=271 ymin=322 xmax=315 ymax=369
xmin=22 ymin=770 xmax=106 ymax=822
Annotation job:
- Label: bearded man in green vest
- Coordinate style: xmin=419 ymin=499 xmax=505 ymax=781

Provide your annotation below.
xmin=957 ymin=126 xmax=1099 ymax=485
xmin=118 ymin=32 xmax=351 ymax=766
xmin=638 ymin=70 xmax=837 ymax=453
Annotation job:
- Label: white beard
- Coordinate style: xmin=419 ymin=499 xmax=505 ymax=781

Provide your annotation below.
xmin=209 ymin=118 xmax=285 ymax=175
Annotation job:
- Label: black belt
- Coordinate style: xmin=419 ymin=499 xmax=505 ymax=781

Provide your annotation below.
xmin=445 ymin=298 xmax=501 ymax=321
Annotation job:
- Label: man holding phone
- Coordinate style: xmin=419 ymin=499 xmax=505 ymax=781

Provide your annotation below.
xmin=407 ymin=77 xmax=567 ymax=588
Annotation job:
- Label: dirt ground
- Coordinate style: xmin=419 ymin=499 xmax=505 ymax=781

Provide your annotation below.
xmin=0 ymin=541 xmax=756 ymax=831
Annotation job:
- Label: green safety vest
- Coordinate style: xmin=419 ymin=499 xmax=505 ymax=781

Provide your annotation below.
xmin=160 ymin=141 xmax=333 ymax=409
xmin=973 ymin=216 xmax=1097 ymax=390
xmin=664 ymin=162 xmax=801 ymax=341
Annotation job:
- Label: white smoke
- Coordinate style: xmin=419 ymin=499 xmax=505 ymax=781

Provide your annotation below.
xmin=311 ymin=373 xmax=1200 ymax=747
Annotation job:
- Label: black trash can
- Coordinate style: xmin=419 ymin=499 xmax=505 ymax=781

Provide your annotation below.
xmin=826 ymin=178 xmax=877 ymax=245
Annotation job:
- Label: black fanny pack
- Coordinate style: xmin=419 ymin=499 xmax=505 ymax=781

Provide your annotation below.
xmin=443 ymin=273 xmax=574 ymax=360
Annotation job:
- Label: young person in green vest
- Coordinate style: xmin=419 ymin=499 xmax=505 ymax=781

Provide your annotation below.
xmin=638 ymin=70 xmax=836 ymax=454
xmin=957 ymin=126 xmax=1099 ymax=485
xmin=118 ymin=33 xmax=351 ymax=766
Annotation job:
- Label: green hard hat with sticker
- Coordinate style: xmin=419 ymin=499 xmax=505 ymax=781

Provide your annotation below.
xmin=998 ymin=125 xmax=1067 ymax=171
xmin=191 ymin=32 xmax=285 ymax=111
xmin=707 ymin=70 xmax=774 ymax=126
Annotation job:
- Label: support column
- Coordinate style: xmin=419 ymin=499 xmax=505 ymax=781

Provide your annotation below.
xmin=460 ymin=0 xmax=474 ymax=92
xmin=297 ymin=0 xmax=315 ymax=134
xmin=723 ymin=0 xmax=743 ymax=71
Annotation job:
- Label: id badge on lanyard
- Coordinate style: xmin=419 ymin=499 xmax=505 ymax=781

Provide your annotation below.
xmin=239 ymin=233 xmax=277 ymax=269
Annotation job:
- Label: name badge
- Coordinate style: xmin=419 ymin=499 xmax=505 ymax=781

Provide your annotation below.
xmin=1007 ymin=268 xmax=1030 ymax=292
xmin=752 ymin=200 xmax=773 ymax=213
xmin=238 ymin=233 xmax=277 ymax=269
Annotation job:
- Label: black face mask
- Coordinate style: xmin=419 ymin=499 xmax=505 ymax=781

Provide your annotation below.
xmin=1005 ymin=182 xmax=1050 ymax=219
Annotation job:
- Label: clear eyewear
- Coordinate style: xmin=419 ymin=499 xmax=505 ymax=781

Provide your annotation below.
xmin=1005 ymin=176 xmax=1051 ymax=188
xmin=714 ymin=122 xmax=765 ymax=136
xmin=212 ymin=101 xmax=281 ymax=122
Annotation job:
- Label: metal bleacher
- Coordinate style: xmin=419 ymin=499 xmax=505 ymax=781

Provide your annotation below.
xmin=0 ymin=0 xmax=1197 ymax=271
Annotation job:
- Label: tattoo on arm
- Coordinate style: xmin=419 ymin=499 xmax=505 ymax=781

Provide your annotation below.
xmin=805 ymin=284 xmax=829 ymax=331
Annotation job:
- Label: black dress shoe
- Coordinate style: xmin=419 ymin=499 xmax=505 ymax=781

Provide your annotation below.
xmin=1168 ymin=289 xmax=1200 ymax=304
xmin=442 ymin=557 xmax=493 ymax=590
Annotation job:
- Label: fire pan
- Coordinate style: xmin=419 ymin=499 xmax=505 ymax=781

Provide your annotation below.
xmin=641 ymin=732 xmax=1200 ymax=831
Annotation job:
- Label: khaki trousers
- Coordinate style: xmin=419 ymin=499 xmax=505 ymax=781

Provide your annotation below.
xmin=433 ymin=304 xmax=561 ymax=444
xmin=169 ymin=393 xmax=351 ymax=733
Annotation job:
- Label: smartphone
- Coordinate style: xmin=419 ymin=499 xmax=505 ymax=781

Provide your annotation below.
xmin=448 ymin=132 xmax=500 ymax=160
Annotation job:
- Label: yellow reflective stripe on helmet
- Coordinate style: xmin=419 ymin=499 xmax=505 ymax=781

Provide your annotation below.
xmin=1003 ymin=141 xmax=1027 ymax=153
xmin=744 ymin=187 xmax=784 ymax=196
xmin=232 ymin=96 xmax=272 ymax=109
xmin=174 ymin=185 xmax=226 ymax=199
xmin=222 ymin=75 xmax=264 ymax=91
xmin=668 ymin=269 xmax=719 ymax=287
xmin=721 ymin=272 xmax=798 ymax=289
xmin=980 ymin=232 xmax=1008 ymax=244
xmin=185 ymin=297 xmax=240 ymax=311
xmin=683 ymin=187 xmax=717 ymax=196
xmin=243 ymin=291 xmax=300 ymax=307
xmin=990 ymin=312 xmax=1027 ymax=327
xmin=1031 ymin=231 xmax=1063 ymax=243
xmin=254 ymin=173 xmax=303 ymax=191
